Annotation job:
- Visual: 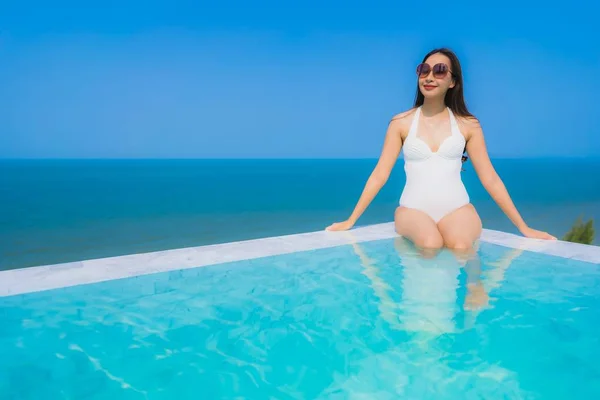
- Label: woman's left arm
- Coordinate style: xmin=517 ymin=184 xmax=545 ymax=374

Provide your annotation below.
xmin=464 ymin=118 xmax=556 ymax=240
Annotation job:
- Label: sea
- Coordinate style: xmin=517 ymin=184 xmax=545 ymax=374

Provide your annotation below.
xmin=1 ymin=158 xmax=599 ymax=271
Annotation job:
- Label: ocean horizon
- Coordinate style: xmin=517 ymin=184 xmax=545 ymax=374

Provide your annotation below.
xmin=1 ymin=157 xmax=599 ymax=271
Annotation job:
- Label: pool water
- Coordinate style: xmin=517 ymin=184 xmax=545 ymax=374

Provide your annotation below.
xmin=1 ymin=238 xmax=599 ymax=399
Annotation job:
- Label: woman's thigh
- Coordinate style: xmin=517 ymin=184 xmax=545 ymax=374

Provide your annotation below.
xmin=437 ymin=203 xmax=483 ymax=251
xmin=394 ymin=206 xmax=444 ymax=254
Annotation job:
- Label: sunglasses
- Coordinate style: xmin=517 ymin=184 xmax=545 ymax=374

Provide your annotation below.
xmin=416 ymin=62 xmax=453 ymax=79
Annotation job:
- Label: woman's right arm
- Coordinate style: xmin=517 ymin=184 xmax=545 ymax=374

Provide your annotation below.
xmin=326 ymin=112 xmax=407 ymax=231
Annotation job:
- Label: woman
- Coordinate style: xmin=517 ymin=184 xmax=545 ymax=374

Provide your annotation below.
xmin=326 ymin=48 xmax=556 ymax=249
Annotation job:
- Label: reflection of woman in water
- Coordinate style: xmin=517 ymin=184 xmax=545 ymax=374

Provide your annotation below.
xmin=349 ymin=235 xmax=524 ymax=334
xmin=326 ymin=236 xmax=529 ymax=397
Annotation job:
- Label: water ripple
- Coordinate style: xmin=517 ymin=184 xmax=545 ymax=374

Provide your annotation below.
xmin=1 ymin=239 xmax=599 ymax=398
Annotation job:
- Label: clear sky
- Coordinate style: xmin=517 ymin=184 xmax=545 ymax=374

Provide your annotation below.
xmin=1 ymin=0 xmax=598 ymax=159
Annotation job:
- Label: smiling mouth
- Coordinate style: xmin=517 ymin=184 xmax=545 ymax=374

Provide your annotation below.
xmin=423 ymin=84 xmax=437 ymax=90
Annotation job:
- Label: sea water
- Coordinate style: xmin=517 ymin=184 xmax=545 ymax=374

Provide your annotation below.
xmin=1 ymin=158 xmax=599 ymax=270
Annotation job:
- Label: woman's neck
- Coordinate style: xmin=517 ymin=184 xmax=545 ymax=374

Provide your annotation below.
xmin=421 ymin=97 xmax=447 ymax=116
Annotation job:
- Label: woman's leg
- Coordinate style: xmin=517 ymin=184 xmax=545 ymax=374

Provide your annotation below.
xmin=437 ymin=203 xmax=483 ymax=251
xmin=437 ymin=205 xmax=486 ymax=312
xmin=394 ymin=206 xmax=444 ymax=256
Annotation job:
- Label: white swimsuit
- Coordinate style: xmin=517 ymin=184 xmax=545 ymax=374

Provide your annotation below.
xmin=399 ymin=106 xmax=470 ymax=222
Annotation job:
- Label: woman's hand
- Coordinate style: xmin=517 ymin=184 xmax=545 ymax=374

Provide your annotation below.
xmin=520 ymin=226 xmax=557 ymax=240
xmin=325 ymin=219 xmax=354 ymax=231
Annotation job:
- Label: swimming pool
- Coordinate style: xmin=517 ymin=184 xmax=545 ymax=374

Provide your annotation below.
xmin=1 ymin=223 xmax=599 ymax=399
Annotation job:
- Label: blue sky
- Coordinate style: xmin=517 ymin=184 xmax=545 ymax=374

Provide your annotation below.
xmin=0 ymin=1 xmax=598 ymax=158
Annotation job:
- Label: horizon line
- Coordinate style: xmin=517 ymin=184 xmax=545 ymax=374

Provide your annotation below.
xmin=1 ymin=155 xmax=599 ymax=161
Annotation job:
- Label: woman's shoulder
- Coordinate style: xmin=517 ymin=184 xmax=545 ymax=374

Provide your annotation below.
xmin=390 ymin=107 xmax=418 ymax=122
xmin=388 ymin=107 xmax=418 ymax=131
xmin=455 ymin=114 xmax=483 ymax=139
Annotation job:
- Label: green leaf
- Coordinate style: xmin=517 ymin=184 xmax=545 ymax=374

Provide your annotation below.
xmin=563 ymin=216 xmax=595 ymax=245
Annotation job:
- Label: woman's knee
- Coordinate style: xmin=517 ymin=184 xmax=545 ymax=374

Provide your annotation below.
xmin=415 ymin=234 xmax=444 ymax=250
xmin=445 ymin=238 xmax=474 ymax=250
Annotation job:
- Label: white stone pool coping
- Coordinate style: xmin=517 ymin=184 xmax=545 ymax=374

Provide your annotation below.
xmin=1 ymin=222 xmax=599 ymax=297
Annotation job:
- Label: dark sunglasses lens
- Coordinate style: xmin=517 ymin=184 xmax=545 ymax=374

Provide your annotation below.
xmin=433 ymin=63 xmax=448 ymax=77
xmin=416 ymin=63 xmax=431 ymax=77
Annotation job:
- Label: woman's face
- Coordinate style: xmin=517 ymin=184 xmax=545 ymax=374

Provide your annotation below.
xmin=417 ymin=52 xmax=456 ymax=99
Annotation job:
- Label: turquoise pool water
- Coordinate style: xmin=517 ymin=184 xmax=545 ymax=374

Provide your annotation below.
xmin=1 ymin=238 xmax=599 ymax=399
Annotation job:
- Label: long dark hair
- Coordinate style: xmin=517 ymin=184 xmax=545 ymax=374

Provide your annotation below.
xmin=413 ymin=47 xmax=474 ymax=119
